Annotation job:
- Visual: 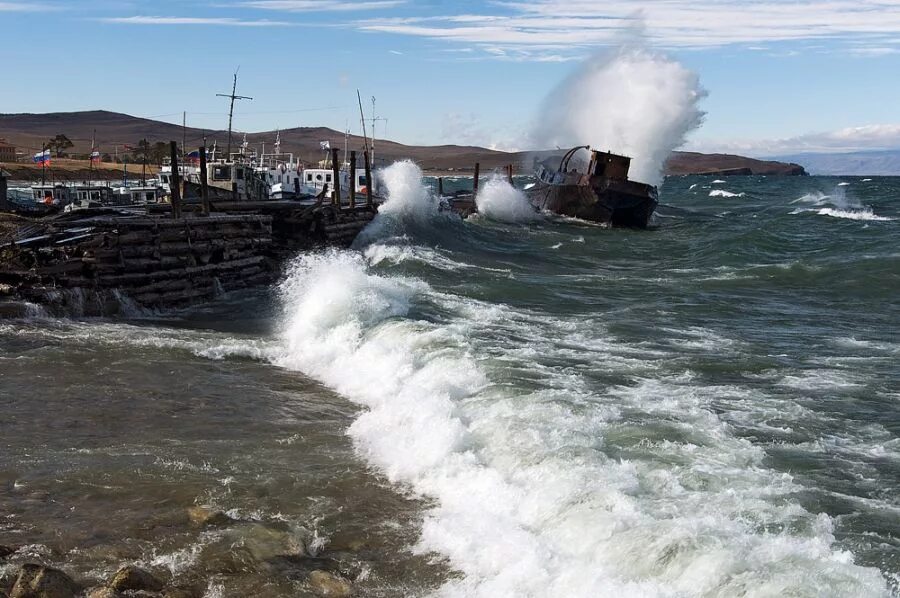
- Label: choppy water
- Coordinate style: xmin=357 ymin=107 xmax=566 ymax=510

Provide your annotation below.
xmin=1 ymin=168 xmax=898 ymax=597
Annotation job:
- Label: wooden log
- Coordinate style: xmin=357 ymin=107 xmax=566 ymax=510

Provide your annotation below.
xmin=199 ymin=145 xmax=211 ymax=216
xmin=331 ymin=147 xmax=341 ymax=211
xmin=170 ymin=141 xmax=182 ymax=219
xmin=473 ymin=162 xmax=480 ymax=197
xmin=349 ymin=150 xmax=357 ymax=209
xmin=364 ymin=150 xmax=373 ymax=207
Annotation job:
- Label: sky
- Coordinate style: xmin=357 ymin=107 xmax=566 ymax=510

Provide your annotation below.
xmin=1 ymin=0 xmax=900 ymax=156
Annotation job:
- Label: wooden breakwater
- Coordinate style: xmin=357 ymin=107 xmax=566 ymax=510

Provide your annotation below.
xmin=0 ymin=213 xmax=273 ymax=317
xmin=0 ymin=204 xmax=377 ymax=317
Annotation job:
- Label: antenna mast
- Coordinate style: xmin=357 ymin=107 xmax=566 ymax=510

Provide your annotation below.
xmin=217 ymin=71 xmax=252 ymax=159
xmin=357 ymin=89 xmax=370 ymax=155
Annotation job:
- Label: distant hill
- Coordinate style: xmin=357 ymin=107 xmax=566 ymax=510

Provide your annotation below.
xmin=770 ymin=150 xmax=900 ymax=176
xmin=0 ymin=110 xmax=807 ymax=176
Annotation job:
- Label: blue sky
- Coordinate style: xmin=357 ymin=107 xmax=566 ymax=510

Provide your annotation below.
xmin=2 ymin=0 xmax=899 ymax=156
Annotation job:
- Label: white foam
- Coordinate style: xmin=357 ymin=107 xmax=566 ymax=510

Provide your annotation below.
xmin=712 ymin=179 xmax=726 ymax=184
xmin=789 ymin=188 xmax=893 ymax=221
xmin=475 ymin=176 xmax=541 ymax=223
xmin=838 ymin=182 xmax=851 ymax=186
xmin=269 ymin=240 xmax=890 ymax=596
xmin=816 ymin=207 xmax=893 ymax=222
xmin=531 ymin=43 xmax=706 ymax=187
xmin=709 ymin=189 xmax=744 ymax=198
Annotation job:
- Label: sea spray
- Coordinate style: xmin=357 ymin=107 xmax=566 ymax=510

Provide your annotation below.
xmin=353 ymin=160 xmax=452 ymax=246
xmin=475 ymin=176 xmax=541 ymax=223
xmin=532 ymin=44 xmax=706 ymax=186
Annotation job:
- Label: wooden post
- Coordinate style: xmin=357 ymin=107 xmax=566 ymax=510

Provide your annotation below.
xmin=473 ymin=162 xmax=480 ymax=197
xmin=349 ymin=150 xmax=357 ymax=209
xmin=232 ymin=182 xmax=238 ymax=201
xmin=0 ymin=171 xmax=8 ymax=212
xmin=438 ymin=177 xmax=443 ymax=197
xmin=331 ymin=147 xmax=341 ymax=210
xmin=507 ymin=164 xmax=513 ymax=185
xmin=364 ymin=150 xmax=373 ymax=207
xmin=169 ymin=141 xmax=181 ymax=219
xmin=199 ymin=146 xmax=210 ymax=216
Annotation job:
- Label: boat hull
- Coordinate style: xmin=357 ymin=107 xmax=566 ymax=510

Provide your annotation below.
xmin=526 ymin=178 xmax=658 ymax=228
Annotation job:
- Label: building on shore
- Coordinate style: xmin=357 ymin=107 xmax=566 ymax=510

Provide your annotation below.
xmin=0 ymin=139 xmax=16 ymax=163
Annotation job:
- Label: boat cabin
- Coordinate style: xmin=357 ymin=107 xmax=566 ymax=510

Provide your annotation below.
xmin=112 ymin=185 xmax=162 ymax=205
xmin=590 ymin=151 xmax=631 ymax=181
xmin=72 ymin=185 xmax=115 ymax=204
xmin=31 ymin=184 xmax=74 ymax=205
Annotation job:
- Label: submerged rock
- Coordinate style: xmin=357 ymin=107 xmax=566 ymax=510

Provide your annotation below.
xmin=307 ymin=570 xmax=352 ymax=598
xmin=108 ymin=566 xmax=163 ymax=593
xmin=84 ymin=588 xmax=120 ymax=598
xmin=186 ymin=506 xmax=234 ymax=527
xmin=9 ymin=564 xmax=80 ymax=598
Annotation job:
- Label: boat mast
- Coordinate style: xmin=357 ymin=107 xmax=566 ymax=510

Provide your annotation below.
xmin=371 ymin=96 xmax=376 ymax=166
xmin=216 ymin=71 xmax=252 ymax=159
xmin=357 ymin=89 xmax=370 ymax=156
xmin=89 ymin=129 xmax=95 ymax=184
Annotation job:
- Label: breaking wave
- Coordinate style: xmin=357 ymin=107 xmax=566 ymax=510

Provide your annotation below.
xmin=475 ymin=176 xmax=541 ymax=223
xmin=790 ymin=189 xmax=893 ymax=221
xmin=266 ymin=163 xmax=892 ymax=597
xmin=709 ymin=189 xmax=745 ymax=198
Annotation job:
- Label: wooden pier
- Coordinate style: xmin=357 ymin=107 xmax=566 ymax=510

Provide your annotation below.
xmin=0 ymin=203 xmax=376 ymax=317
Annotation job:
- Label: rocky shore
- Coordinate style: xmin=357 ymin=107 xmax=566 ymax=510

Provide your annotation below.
xmin=1 ymin=507 xmax=363 ymax=597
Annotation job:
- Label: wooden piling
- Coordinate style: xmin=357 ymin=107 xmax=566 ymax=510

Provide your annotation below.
xmin=473 ymin=162 xmax=480 ymax=197
xmin=331 ymin=147 xmax=341 ymax=211
xmin=438 ymin=177 xmax=443 ymax=197
xmin=199 ymin=146 xmax=211 ymax=216
xmin=0 ymin=170 xmax=8 ymax=212
xmin=364 ymin=150 xmax=373 ymax=207
xmin=169 ymin=141 xmax=182 ymax=219
xmin=349 ymin=150 xmax=357 ymax=209
xmin=232 ymin=182 xmax=238 ymax=201
xmin=507 ymin=164 xmax=513 ymax=185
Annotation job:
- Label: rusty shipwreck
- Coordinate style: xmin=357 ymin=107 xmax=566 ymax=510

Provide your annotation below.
xmin=527 ymin=146 xmax=658 ymax=228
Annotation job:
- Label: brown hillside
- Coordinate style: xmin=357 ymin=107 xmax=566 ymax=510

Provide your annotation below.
xmin=0 ymin=110 xmax=807 ymax=177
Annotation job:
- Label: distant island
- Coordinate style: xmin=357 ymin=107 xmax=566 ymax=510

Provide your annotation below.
xmin=0 ymin=110 xmax=808 ymax=179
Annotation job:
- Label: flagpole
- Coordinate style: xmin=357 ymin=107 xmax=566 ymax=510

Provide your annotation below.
xmin=89 ymin=129 xmax=95 ymax=184
xmin=41 ymin=144 xmax=46 ymax=186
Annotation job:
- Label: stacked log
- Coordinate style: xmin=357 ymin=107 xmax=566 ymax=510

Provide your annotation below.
xmin=0 ymin=214 xmax=273 ymax=316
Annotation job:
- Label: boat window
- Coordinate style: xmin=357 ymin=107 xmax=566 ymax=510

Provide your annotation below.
xmin=326 ymin=174 xmax=332 ymax=183
xmin=358 ymin=175 xmax=367 ymax=186
xmin=316 ymin=174 xmax=323 ymax=181
xmin=146 ymin=192 xmax=154 ymax=202
xmin=212 ymin=165 xmax=231 ymax=181
xmin=307 ymin=173 xmax=313 ymax=182
xmin=236 ymin=168 xmax=244 ymax=180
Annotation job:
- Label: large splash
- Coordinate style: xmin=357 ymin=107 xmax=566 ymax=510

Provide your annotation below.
xmin=532 ymin=44 xmax=706 ymax=186
xmin=475 ymin=176 xmax=542 ymax=223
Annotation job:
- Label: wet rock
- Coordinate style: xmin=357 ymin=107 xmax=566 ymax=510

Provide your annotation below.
xmin=9 ymin=564 xmax=80 ymax=598
xmin=0 ymin=302 xmax=28 ymax=319
xmin=308 ymin=570 xmax=352 ymax=598
xmin=84 ymin=588 xmax=120 ymax=598
xmin=163 ymin=586 xmax=202 ymax=598
xmin=108 ymin=566 xmax=163 ymax=593
xmin=0 ymin=545 xmax=15 ymax=560
xmin=186 ymin=506 xmax=233 ymax=527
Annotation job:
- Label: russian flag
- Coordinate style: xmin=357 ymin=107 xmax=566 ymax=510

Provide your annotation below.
xmin=33 ymin=149 xmax=51 ymax=165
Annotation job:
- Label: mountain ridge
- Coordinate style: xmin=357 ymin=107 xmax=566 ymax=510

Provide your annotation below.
xmin=0 ymin=110 xmax=807 ymax=177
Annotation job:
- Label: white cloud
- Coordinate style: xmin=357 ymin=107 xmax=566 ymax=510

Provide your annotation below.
xmin=354 ymin=0 xmax=900 ymax=61
xmin=241 ymin=0 xmax=405 ymax=11
xmin=0 ymin=2 xmax=58 ymax=10
xmin=101 ymin=16 xmax=291 ymax=26
xmin=688 ymin=124 xmax=900 ymax=155
xmin=440 ymin=112 xmax=524 ymax=152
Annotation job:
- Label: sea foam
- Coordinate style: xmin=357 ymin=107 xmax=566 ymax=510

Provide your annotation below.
xmin=475 ymin=176 xmax=541 ymax=223
xmin=268 ymin=163 xmax=891 ymax=598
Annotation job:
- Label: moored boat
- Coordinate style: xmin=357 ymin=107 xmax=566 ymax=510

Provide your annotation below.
xmin=526 ymin=146 xmax=658 ymax=228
